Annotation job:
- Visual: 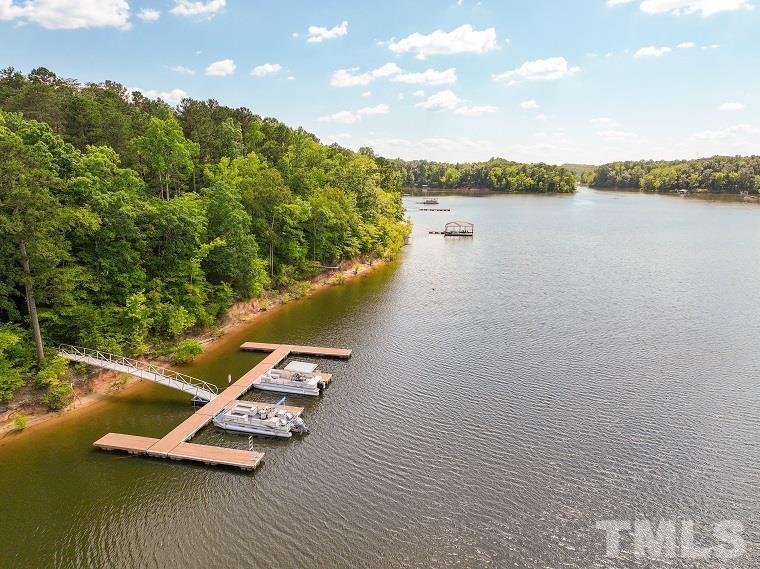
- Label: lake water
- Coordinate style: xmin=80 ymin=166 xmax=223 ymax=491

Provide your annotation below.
xmin=2 ymin=187 xmax=760 ymax=568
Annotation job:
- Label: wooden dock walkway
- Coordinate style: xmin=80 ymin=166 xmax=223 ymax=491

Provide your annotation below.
xmin=93 ymin=342 xmax=350 ymax=470
xmin=419 ymin=208 xmax=450 ymax=211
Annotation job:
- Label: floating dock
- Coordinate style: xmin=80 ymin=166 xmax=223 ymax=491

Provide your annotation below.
xmin=419 ymin=208 xmax=451 ymax=212
xmin=429 ymin=220 xmax=474 ymax=237
xmin=93 ymin=342 xmax=350 ymax=470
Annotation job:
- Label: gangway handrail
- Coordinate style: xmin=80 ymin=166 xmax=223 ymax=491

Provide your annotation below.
xmin=58 ymin=344 xmax=218 ymax=399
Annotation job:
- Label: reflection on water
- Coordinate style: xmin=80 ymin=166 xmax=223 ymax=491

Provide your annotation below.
xmin=2 ymin=187 xmax=760 ymax=568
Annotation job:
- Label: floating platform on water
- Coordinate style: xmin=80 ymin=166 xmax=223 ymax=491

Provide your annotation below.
xmin=429 ymin=220 xmax=475 ymax=237
xmin=419 ymin=208 xmax=450 ymax=211
xmin=93 ymin=342 xmax=350 ymax=470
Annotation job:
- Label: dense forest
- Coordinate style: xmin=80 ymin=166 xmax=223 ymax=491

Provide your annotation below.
xmin=395 ymin=158 xmax=577 ymax=193
xmin=585 ymin=156 xmax=760 ymax=193
xmin=0 ymin=67 xmax=410 ymax=407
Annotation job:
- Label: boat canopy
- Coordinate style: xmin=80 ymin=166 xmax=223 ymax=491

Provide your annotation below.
xmin=284 ymin=361 xmax=319 ymax=373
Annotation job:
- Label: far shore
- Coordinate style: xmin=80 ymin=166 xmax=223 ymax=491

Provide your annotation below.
xmin=0 ymin=256 xmax=387 ymax=440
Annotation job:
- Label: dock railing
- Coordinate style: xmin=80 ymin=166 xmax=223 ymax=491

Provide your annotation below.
xmin=58 ymin=344 xmax=218 ymax=401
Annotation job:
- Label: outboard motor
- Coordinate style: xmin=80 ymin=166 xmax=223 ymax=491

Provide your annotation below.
xmin=292 ymin=416 xmax=309 ymax=434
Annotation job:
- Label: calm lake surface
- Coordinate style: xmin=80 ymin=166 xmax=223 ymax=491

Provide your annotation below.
xmin=2 ymin=187 xmax=760 ymax=568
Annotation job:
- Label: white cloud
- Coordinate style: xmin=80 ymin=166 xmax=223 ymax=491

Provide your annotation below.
xmin=415 ymin=89 xmax=464 ymax=111
xmin=415 ymin=89 xmax=496 ymax=116
xmin=520 ymin=99 xmax=539 ymax=109
xmin=677 ymin=41 xmax=696 ymax=48
xmin=693 ymin=123 xmax=759 ymax=139
xmin=318 ymin=104 xmax=389 ymax=124
xmin=454 ymin=105 xmax=498 ymax=116
xmin=597 ymin=129 xmax=638 ymax=140
xmin=387 ymin=24 xmax=498 ymax=59
xmin=412 ymin=89 xmax=426 ymax=97
xmin=0 ymin=0 xmax=130 ymax=29
xmin=251 ymin=63 xmax=282 ymax=77
xmin=169 ymin=65 xmax=195 ymax=75
xmin=634 ymin=45 xmax=672 ymax=58
xmin=361 ymin=91 xmax=372 ymax=97
xmin=130 ymin=87 xmax=188 ymax=105
xmin=492 ymin=57 xmax=580 ymax=85
xmin=287 ymin=76 xmax=296 ymax=81
xmin=611 ymin=0 xmax=753 ymax=15
xmin=535 ymin=113 xmax=548 ymax=121
xmin=719 ymin=102 xmax=746 ymax=111
xmin=137 ymin=8 xmax=160 ymax=21
xmin=322 ymin=133 xmax=352 ymax=144
xmin=591 ymin=117 xmax=616 ymax=125
xmin=205 ymin=59 xmax=236 ymax=76
xmin=170 ymin=0 xmax=225 ymax=18
xmin=307 ymin=20 xmax=348 ymax=43
xmin=390 ymin=67 xmax=457 ymax=85
xmin=330 ymin=62 xmax=402 ymax=87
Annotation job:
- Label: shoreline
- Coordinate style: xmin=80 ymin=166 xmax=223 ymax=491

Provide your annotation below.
xmin=0 ymin=257 xmax=386 ymax=439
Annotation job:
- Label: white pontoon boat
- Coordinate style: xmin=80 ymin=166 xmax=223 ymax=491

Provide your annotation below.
xmin=212 ymin=401 xmax=308 ymax=437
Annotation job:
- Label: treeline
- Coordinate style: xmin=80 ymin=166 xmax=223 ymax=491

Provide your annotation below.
xmin=395 ymin=158 xmax=577 ymax=193
xmin=585 ymin=156 xmax=760 ymax=193
xmin=0 ymin=67 xmax=409 ymax=406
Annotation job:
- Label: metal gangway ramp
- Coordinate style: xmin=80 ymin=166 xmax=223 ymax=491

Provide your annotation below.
xmin=58 ymin=344 xmax=218 ymax=402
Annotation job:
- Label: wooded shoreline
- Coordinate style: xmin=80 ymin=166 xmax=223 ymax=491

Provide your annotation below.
xmin=0 ymin=255 xmax=386 ymax=438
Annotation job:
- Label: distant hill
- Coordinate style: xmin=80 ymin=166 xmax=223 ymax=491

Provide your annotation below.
xmin=561 ymin=163 xmax=597 ymax=177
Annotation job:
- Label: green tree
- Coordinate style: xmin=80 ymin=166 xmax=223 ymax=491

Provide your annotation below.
xmin=130 ymin=116 xmax=199 ymax=200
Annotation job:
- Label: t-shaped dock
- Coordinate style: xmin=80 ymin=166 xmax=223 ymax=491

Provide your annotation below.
xmin=93 ymin=342 xmax=351 ymax=470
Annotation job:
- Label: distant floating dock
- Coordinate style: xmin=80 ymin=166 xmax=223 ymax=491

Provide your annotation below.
xmin=419 ymin=208 xmax=450 ymax=212
xmin=429 ymin=221 xmax=474 ymax=237
xmin=93 ymin=342 xmax=351 ymax=470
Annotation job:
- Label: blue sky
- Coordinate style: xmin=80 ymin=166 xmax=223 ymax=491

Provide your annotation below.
xmin=1 ymin=0 xmax=758 ymax=164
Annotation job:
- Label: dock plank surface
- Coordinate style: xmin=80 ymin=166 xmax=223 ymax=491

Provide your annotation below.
xmin=94 ymin=433 xmax=159 ymax=454
xmin=169 ymin=442 xmax=263 ymax=470
xmin=241 ymin=342 xmax=352 ymax=358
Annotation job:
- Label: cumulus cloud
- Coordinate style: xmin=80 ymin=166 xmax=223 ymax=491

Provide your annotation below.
xmin=307 ymin=20 xmax=348 ymax=43
xmin=677 ymin=41 xmax=696 ymax=48
xmin=415 ymin=89 xmax=464 ymax=111
xmin=318 ymin=104 xmax=389 ymax=124
xmin=693 ymin=123 xmax=759 ymax=139
xmin=412 ymin=89 xmax=426 ymax=97
xmin=719 ymin=102 xmax=746 ymax=111
xmin=169 ymin=65 xmax=195 ymax=75
xmin=330 ymin=63 xmax=402 ymax=87
xmin=205 ymin=59 xmax=236 ymax=76
xmin=610 ymin=0 xmax=752 ymax=16
xmin=492 ymin=57 xmax=579 ymax=85
xmin=170 ymin=0 xmax=225 ymax=18
xmin=387 ymin=24 xmax=498 ymax=59
xmin=634 ymin=45 xmax=672 ymax=57
xmin=251 ymin=63 xmax=282 ymax=77
xmin=415 ymin=89 xmax=497 ymax=116
xmin=130 ymin=87 xmax=188 ymax=105
xmin=137 ymin=8 xmax=160 ymax=21
xmin=520 ymin=99 xmax=539 ymax=109
xmin=390 ymin=67 xmax=457 ymax=85
xmin=0 ymin=0 xmax=130 ymax=29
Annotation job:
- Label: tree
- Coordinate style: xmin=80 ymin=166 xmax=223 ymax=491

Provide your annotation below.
xmin=0 ymin=112 xmax=86 ymax=360
xmin=130 ymin=116 xmax=199 ymax=199
xmin=203 ymin=176 xmax=269 ymax=298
